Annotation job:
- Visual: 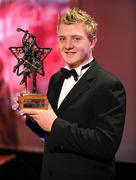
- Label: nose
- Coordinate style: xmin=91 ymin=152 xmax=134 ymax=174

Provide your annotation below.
xmin=65 ymin=39 xmax=74 ymax=49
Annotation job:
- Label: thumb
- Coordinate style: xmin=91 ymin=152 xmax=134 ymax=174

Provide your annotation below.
xmin=48 ymin=103 xmax=52 ymax=110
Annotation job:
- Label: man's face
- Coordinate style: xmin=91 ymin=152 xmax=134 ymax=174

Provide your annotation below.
xmin=58 ymin=23 xmax=96 ymax=69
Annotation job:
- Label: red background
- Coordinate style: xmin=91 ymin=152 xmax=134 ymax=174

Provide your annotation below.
xmin=0 ymin=0 xmax=68 ymax=152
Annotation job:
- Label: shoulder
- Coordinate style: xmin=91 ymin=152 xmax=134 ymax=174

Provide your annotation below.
xmin=93 ymin=61 xmax=125 ymax=91
xmin=49 ymin=69 xmax=62 ymax=82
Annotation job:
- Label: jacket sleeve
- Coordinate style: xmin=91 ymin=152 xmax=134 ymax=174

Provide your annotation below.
xmin=25 ymin=116 xmax=46 ymax=139
xmin=45 ymin=81 xmax=126 ymax=161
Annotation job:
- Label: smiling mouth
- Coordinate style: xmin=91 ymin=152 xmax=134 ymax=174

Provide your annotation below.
xmin=65 ymin=52 xmax=76 ymax=54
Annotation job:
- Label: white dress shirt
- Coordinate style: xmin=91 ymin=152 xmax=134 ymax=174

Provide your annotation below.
xmin=57 ymin=58 xmax=94 ymax=109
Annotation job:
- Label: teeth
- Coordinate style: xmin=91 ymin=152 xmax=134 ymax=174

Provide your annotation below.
xmin=66 ymin=53 xmax=74 ymax=55
xmin=65 ymin=52 xmax=75 ymax=54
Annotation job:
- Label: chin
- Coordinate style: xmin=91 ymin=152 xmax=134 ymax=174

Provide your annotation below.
xmin=67 ymin=63 xmax=78 ymax=69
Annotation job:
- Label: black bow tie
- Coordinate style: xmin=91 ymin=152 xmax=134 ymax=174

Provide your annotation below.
xmin=61 ymin=62 xmax=91 ymax=81
xmin=61 ymin=68 xmax=78 ymax=81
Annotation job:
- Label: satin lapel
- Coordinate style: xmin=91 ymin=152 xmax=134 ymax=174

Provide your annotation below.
xmin=49 ymin=73 xmax=64 ymax=112
xmin=57 ymin=61 xmax=98 ymax=114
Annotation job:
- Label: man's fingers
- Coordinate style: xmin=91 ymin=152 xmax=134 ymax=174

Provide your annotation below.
xmin=20 ymin=109 xmax=38 ymax=115
xmin=12 ymin=103 xmax=19 ymax=110
xmin=48 ymin=103 xmax=52 ymax=110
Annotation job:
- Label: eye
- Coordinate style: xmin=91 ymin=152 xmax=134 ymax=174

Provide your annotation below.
xmin=58 ymin=36 xmax=65 ymax=42
xmin=73 ymin=36 xmax=82 ymax=42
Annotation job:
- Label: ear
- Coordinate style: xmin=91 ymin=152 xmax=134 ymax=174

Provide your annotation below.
xmin=90 ymin=36 xmax=97 ymax=49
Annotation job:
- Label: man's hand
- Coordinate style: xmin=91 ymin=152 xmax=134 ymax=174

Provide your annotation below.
xmin=20 ymin=104 xmax=57 ymax=132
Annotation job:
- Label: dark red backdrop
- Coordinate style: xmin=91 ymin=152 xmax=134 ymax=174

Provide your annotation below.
xmin=80 ymin=0 xmax=136 ymax=163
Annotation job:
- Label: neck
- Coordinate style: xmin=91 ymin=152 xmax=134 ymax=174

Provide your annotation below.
xmin=67 ymin=57 xmax=93 ymax=70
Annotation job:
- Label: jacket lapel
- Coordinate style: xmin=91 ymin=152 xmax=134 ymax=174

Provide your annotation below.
xmin=57 ymin=60 xmax=98 ymax=114
xmin=51 ymin=75 xmax=64 ymax=112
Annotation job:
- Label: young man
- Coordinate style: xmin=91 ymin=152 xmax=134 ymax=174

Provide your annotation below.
xmin=18 ymin=8 xmax=126 ymax=180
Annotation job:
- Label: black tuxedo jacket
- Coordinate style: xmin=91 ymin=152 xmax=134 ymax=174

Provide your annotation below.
xmin=27 ymin=60 xmax=126 ymax=180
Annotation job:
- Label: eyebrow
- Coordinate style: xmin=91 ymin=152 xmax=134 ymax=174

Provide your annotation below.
xmin=58 ymin=34 xmax=83 ymax=38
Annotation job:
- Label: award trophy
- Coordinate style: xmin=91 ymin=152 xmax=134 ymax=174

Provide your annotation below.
xmin=9 ymin=28 xmax=52 ymax=110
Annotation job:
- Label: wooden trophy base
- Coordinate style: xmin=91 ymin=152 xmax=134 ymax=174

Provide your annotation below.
xmin=18 ymin=93 xmax=48 ymax=110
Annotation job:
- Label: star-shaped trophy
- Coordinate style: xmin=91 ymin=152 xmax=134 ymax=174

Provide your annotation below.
xmin=9 ymin=28 xmax=52 ymax=109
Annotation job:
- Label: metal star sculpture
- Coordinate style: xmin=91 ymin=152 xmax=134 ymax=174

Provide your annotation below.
xmin=9 ymin=28 xmax=52 ymax=93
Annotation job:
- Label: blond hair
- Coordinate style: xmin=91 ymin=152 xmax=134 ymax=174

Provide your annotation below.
xmin=57 ymin=8 xmax=98 ymax=37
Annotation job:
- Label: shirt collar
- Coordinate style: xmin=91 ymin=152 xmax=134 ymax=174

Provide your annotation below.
xmin=64 ymin=57 xmax=94 ymax=77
